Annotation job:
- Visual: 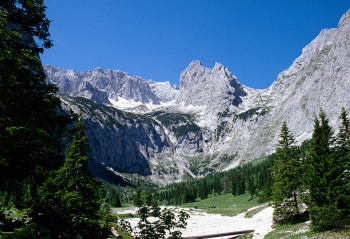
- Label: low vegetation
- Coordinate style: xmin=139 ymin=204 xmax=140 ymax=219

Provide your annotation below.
xmin=182 ymin=192 xmax=263 ymax=216
xmin=264 ymin=223 xmax=350 ymax=239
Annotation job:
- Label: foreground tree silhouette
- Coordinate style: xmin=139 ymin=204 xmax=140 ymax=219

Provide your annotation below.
xmin=36 ymin=118 xmax=108 ymax=238
xmin=0 ymin=0 xmax=71 ymax=208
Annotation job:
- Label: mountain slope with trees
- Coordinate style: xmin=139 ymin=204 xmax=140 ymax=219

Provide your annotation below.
xmin=45 ymin=9 xmax=350 ymax=185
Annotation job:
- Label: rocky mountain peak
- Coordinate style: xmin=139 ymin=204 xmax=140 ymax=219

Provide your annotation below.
xmin=338 ymin=9 xmax=350 ymax=28
xmin=177 ymin=61 xmax=246 ymax=111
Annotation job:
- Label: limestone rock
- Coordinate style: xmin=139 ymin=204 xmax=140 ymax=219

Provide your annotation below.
xmin=49 ymin=9 xmax=350 ymax=184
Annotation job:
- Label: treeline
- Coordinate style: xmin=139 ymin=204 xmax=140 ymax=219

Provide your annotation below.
xmin=150 ymin=139 xmax=310 ymax=206
xmin=153 ymin=155 xmax=274 ymax=205
xmin=273 ymin=109 xmax=350 ymax=231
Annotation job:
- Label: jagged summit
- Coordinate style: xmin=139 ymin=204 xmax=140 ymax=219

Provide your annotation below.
xmin=44 ymin=65 xmax=179 ymax=105
xmin=45 ymin=9 xmax=350 ymax=184
xmin=177 ymin=60 xmax=246 ymax=112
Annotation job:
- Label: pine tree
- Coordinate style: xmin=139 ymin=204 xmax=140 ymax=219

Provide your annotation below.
xmin=199 ymin=179 xmax=209 ymax=200
xmin=272 ymin=122 xmax=302 ymax=223
xmin=231 ymin=172 xmax=238 ymax=196
xmin=305 ymin=110 xmax=346 ymax=230
xmin=247 ymin=175 xmax=256 ymax=200
xmin=237 ymin=172 xmax=246 ymax=195
xmin=134 ymin=179 xmax=143 ymax=207
xmin=146 ymin=191 xmax=153 ymax=206
xmin=36 ymin=119 xmax=106 ymax=238
xmin=333 ymin=108 xmax=350 ymax=211
xmin=223 ymin=177 xmax=229 ymax=194
xmin=0 ymin=0 xmax=71 ymax=208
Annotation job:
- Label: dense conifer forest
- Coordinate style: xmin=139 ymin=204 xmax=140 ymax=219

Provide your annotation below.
xmin=1 ymin=1 xmax=350 ymax=238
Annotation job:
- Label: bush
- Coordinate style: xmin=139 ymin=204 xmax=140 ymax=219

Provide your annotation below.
xmin=118 ymin=205 xmax=189 ymax=239
xmin=310 ymin=205 xmax=348 ymax=231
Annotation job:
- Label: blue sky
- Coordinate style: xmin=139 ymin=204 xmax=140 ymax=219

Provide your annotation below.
xmin=41 ymin=1 xmax=350 ymax=89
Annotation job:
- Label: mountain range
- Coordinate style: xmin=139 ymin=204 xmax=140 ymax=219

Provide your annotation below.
xmin=45 ymin=9 xmax=350 ymax=185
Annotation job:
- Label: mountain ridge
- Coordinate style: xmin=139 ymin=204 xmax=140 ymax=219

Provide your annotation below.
xmin=45 ymin=9 xmax=350 ymax=184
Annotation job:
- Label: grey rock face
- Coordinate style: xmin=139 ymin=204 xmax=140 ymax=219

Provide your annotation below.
xmin=72 ymin=82 xmax=110 ymax=105
xmin=58 ymin=96 xmax=207 ymax=181
xmin=147 ymin=80 xmax=179 ymax=103
xmin=236 ymin=9 xmax=350 ymax=162
xmin=176 ymin=60 xmax=247 ymax=111
xmin=44 ymin=66 xmax=180 ymax=104
xmin=52 ymin=9 xmax=350 ymax=184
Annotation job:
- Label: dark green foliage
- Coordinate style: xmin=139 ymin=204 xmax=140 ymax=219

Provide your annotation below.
xmin=333 ymin=108 xmax=350 ymax=214
xmin=247 ymin=175 xmax=257 ymax=199
xmin=303 ymin=109 xmax=350 ymax=230
xmin=305 ymin=110 xmax=334 ymax=208
xmin=35 ymin=119 xmax=108 ymax=238
xmin=309 ymin=205 xmax=348 ymax=231
xmin=105 ymin=183 xmax=122 ymax=207
xmin=199 ymin=179 xmax=209 ymax=200
xmin=157 ymin=156 xmax=274 ymax=205
xmin=0 ymin=2 xmax=71 ymax=208
xmin=134 ymin=179 xmax=143 ymax=207
xmin=120 ymin=205 xmax=189 ymax=239
xmin=273 ymin=122 xmax=302 ymax=223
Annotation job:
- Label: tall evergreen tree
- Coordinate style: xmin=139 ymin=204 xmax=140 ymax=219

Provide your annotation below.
xmin=305 ymin=110 xmax=348 ymax=230
xmin=199 ymin=179 xmax=209 ymax=200
xmin=0 ymin=1 xmax=71 ymax=207
xmin=36 ymin=119 xmax=106 ymax=238
xmin=306 ymin=111 xmax=334 ymax=206
xmin=333 ymin=108 xmax=350 ymax=210
xmin=237 ymin=172 xmax=246 ymax=195
xmin=134 ymin=179 xmax=143 ymax=207
xmin=272 ymin=122 xmax=302 ymax=223
xmin=247 ymin=175 xmax=256 ymax=200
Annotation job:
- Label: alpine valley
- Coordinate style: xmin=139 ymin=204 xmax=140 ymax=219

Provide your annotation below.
xmin=45 ymin=10 xmax=350 ymax=185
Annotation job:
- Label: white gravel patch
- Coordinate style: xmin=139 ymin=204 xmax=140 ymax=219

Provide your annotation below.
xmin=115 ymin=206 xmax=274 ymax=239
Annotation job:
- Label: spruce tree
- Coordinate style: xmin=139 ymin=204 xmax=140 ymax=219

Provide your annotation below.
xmin=333 ymin=108 xmax=350 ymax=210
xmin=134 ymin=179 xmax=143 ymax=207
xmin=0 ymin=0 xmax=71 ymax=207
xmin=305 ymin=110 xmax=346 ymax=230
xmin=231 ymin=172 xmax=238 ymax=196
xmin=247 ymin=175 xmax=256 ymax=200
xmin=272 ymin=122 xmax=301 ymax=223
xmin=199 ymin=179 xmax=209 ymax=200
xmin=36 ymin=119 xmax=106 ymax=238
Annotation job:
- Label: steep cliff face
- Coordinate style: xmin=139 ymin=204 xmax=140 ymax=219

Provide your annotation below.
xmin=48 ymin=10 xmax=350 ymax=184
xmin=234 ymin=9 xmax=350 ymax=162
xmin=177 ymin=60 xmax=247 ymax=111
xmin=58 ymin=95 xmax=209 ymax=183
xmin=45 ymin=66 xmax=180 ymax=105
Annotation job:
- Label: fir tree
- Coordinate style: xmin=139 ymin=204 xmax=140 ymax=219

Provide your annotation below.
xmin=36 ymin=118 xmax=107 ymax=238
xmin=0 ymin=0 xmax=71 ymax=208
xmin=134 ymin=179 xmax=143 ymax=207
xmin=305 ymin=110 xmax=347 ymax=230
xmin=272 ymin=122 xmax=302 ymax=223
xmin=333 ymin=108 xmax=350 ymax=210
xmin=247 ymin=175 xmax=256 ymax=200
xmin=199 ymin=179 xmax=209 ymax=200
